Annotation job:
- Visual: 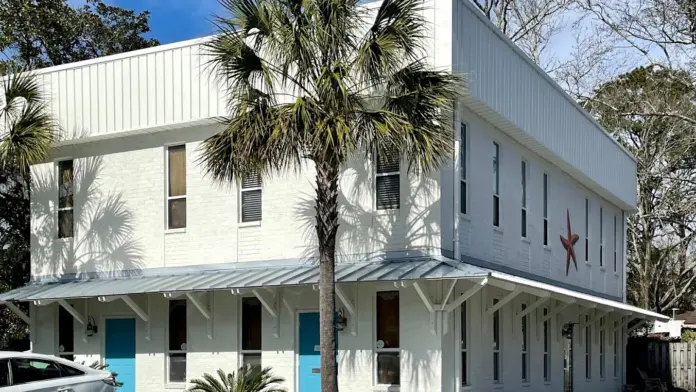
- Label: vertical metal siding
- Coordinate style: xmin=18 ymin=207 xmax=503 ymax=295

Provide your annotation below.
xmin=452 ymin=0 xmax=636 ymax=208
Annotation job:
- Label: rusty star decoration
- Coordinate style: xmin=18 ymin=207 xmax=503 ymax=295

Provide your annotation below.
xmin=560 ymin=209 xmax=579 ymax=276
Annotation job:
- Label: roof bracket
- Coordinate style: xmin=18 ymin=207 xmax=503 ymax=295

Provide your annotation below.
xmin=253 ymin=289 xmax=280 ymax=338
xmin=58 ymin=299 xmax=85 ymax=325
xmin=186 ymin=292 xmax=213 ymax=340
xmin=413 ymin=282 xmax=441 ymax=335
xmin=541 ymin=299 xmax=573 ymax=322
xmin=336 ymin=285 xmax=357 ymax=336
xmin=444 ymin=278 xmax=488 ymax=312
xmin=441 ymin=279 xmax=458 ymax=310
xmin=487 ymin=287 xmax=523 ymax=315
xmin=0 ymin=301 xmax=30 ymax=326
xmin=163 ymin=292 xmax=185 ymax=299
xmin=628 ymin=319 xmax=647 ymax=334
xmin=517 ymin=296 xmax=550 ymax=320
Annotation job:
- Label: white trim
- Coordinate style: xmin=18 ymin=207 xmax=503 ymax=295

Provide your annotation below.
xmin=165 ymin=299 xmax=188 ymax=385
xmin=374 ymin=290 xmax=401 ymax=388
xmin=239 ymin=173 xmax=262 ymax=223
xmin=459 ymin=122 xmax=469 ymax=215
xmin=585 ymin=198 xmax=590 ymax=263
xmin=520 ymin=160 xmax=528 ymax=238
xmin=492 ymin=142 xmax=500 ymax=227
xmin=542 ymin=173 xmax=549 ymax=246
xmin=375 ymin=149 xmax=401 ymax=211
xmin=600 ymin=207 xmax=604 ymax=267
xmin=165 ymin=145 xmax=187 ymax=230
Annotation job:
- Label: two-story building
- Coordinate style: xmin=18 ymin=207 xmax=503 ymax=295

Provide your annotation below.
xmin=0 ymin=0 xmax=667 ymax=391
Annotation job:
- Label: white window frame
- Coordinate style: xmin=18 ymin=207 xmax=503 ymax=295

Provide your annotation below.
xmin=493 ymin=142 xmax=500 ymax=227
xmin=585 ymin=198 xmax=590 ymax=263
xmin=55 ymin=304 xmax=75 ymax=361
xmin=460 ymin=300 xmax=469 ymax=386
xmin=375 ymin=150 xmax=401 ymax=211
xmin=521 ymin=303 xmax=529 ymax=383
xmin=166 ymin=145 xmax=186 ymax=230
xmin=492 ymin=298 xmax=502 ymax=384
xmin=521 ymin=160 xmax=528 ymax=239
xmin=585 ymin=315 xmax=592 ymax=380
xmin=57 ymin=159 xmax=74 ymax=239
xmin=600 ymin=317 xmax=606 ymax=380
xmin=543 ymin=307 xmax=551 ymax=382
xmin=600 ymin=207 xmax=604 ymax=267
xmin=374 ymin=290 xmax=400 ymax=387
xmin=240 ymin=173 xmax=263 ymax=223
xmin=543 ymin=173 xmax=549 ymax=246
xmin=460 ymin=123 xmax=468 ymax=215
xmin=240 ymin=296 xmax=262 ymax=369
xmin=166 ymin=299 xmax=188 ymax=386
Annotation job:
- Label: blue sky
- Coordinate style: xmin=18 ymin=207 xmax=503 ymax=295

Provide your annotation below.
xmin=72 ymin=0 xmax=224 ymax=44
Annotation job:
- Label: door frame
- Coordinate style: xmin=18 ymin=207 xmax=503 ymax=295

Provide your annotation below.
xmin=100 ymin=314 xmax=137 ymax=366
xmin=294 ymin=309 xmax=319 ymax=392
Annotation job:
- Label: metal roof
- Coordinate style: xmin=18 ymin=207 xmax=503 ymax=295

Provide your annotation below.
xmin=0 ymin=257 xmax=490 ymax=302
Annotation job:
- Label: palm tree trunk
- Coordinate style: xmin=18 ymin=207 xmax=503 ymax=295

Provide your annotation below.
xmin=315 ymin=158 xmax=340 ymax=392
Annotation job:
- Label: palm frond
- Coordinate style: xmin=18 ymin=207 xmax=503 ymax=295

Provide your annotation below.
xmin=187 ymin=366 xmax=285 ymax=392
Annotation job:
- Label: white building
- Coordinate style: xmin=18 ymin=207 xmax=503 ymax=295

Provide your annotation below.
xmin=0 ymin=0 xmax=667 ymax=391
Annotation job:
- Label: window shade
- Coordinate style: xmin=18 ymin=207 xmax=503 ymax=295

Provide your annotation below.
xmin=168 ymin=146 xmax=186 ymax=197
xmin=58 ymin=160 xmax=73 ymax=209
xmin=242 ymin=189 xmax=262 ymax=222
xmin=377 ymin=149 xmax=400 ymax=174
xmin=377 ymin=175 xmax=400 ymax=210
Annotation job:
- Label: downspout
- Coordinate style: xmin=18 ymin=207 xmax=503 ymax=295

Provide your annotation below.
xmin=453 ymin=102 xmax=460 ymax=261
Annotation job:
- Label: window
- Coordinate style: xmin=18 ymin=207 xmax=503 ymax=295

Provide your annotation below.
xmin=600 ymin=207 xmax=604 ymax=267
xmin=57 ymin=306 xmax=74 ymax=361
xmin=10 ymin=358 xmax=64 ymax=385
xmin=376 ymin=148 xmax=400 ymax=210
xmin=521 ymin=161 xmax=527 ymax=238
xmin=493 ymin=298 xmax=501 ymax=383
xmin=585 ymin=198 xmax=589 ymax=262
xmin=58 ymin=160 xmax=74 ymax=238
xmin=493 ymin=142 xmax=500 ymax=227
xmin=461 ymin=301 xmax=468 ymax=386
xmin=167 ymin=145 xmax=186 ymax=229
xmin=0 ymin=360 xmax=8 ymax=387
xmin=543 ymin=307 xmax=550 ymax=382
xmin=241 ymin=173 xmax=262 ymax=222
xmin=613 ymin=321 xmax=620 ymax=378
xmin=521 ymin=303 xmax=529 ymax=382
xmin=460 ymin=123 xmax=467 ymax=215
xmin=614 ymin=215 xmax=618 ymax=272
xmin=376 ymin=291 xmax=399 ymax=385
xmin=168 ymin=300 xmax=187 ymax=383
xmin=600 ymin=318 xmax=606 ymax=379
xmin=543 ymin=173 xmax=548 ymax=246
xmin=585 ymin=315 xmax=591 ymax=379
xmin=242 ymin=297 xmax=262 ymax=374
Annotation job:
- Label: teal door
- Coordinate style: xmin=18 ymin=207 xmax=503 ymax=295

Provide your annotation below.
xmin=299 ymin=312 xmax=321 ymax=392
xmin=105 ymin=318 xmax=136 ymax=392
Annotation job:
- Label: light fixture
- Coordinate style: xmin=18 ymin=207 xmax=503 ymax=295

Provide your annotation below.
xmin=85 ymin=316 xmax=98 ymax=337
xmin=336 ymin=308 xmax=348 ymax=331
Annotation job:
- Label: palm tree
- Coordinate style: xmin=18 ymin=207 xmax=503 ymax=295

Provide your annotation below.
xmin=202 ymin=0 xmax=461 ymax=390
xmin=0 ymin=67 xmax=56 ymax=173
xmin=188 ymin=367 xmax=284 ymax=392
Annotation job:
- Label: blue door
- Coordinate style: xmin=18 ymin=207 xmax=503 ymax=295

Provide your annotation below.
xmin=105 ymin=318 xmax=136 ymax=392
xmin=299 ymin=312 xmax=321 ymax=392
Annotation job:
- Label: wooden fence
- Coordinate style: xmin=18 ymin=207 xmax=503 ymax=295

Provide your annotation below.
xmin=634 ymin=340 xmax=696 ymax=391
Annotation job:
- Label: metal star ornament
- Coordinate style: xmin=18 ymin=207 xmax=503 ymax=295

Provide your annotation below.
xmin=560 ymin=209 xmax=579 ymax=276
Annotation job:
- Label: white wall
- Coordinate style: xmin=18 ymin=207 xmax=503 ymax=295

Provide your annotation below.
xmin=30 ymin=281 xmax=625 ymax=392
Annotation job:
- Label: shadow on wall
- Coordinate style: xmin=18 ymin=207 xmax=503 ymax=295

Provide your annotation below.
xmin=30 ymin=151 xmax=145 ymax=281
xmin=293 ymin=153 xmax=441 ymax=388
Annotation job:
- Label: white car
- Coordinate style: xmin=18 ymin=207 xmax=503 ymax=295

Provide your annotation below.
xmin=0 ymin=352 xmax=116 ymax=392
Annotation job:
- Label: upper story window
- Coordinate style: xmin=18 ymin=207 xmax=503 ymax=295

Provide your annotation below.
xmin=241 ymin=297 xmax=262 ymax=374
xmin=241 ymin=173 xmax=262 ymax=222
xmin=543 ymin=173 xmax=548 ymax=246
xmin=376 ymin=291 xmax=400 ymax=386
xmin=614 ymin=215 xmax=618 ymax=273
xmin=521 ymin=160 xmax=527 ymax=238
xmin=492 ymin=298 xmax=501 ymax=383
xmin=460 ymin=123 xmax=467 ymax=215
xmin=168 ymin=299 xmax=187 ymax=383
xmin=57 ymin=306 xmax=74 ymax=361
xmin=376 ymin=148 xmax=400 ymax=210
xmin=585 ymin=198 xmax=590 ymax=262
xmin=600 ymin=207 xmax=604 ymax=267
xmin=521 ymin=303 xmax=529 ymax=382
xmin=58 ymin=160 xmax=74 ymax=238
xmin=493 ymin=142 xmax=500 ymax=227
xmin=167 ymin=145 xmax=186 ymax=229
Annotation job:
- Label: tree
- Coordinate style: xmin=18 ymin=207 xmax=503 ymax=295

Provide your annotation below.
xmin=188 ymin=367 xmax=284 ymax=392
xmin=584 ymin=66 xmax=696 ymax=312
xmin=201 ymin=0 xmax=461 ymax=389
xmin=0 ymin=0 xmax=159 ymax=69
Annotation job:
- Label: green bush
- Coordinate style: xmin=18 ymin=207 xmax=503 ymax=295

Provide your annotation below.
xmin=188 ymin=366 xmax=284 ymax=392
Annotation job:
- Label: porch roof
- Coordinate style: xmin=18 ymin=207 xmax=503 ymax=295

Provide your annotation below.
xmin=0 ymin=257 xmax=667 ymax=322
